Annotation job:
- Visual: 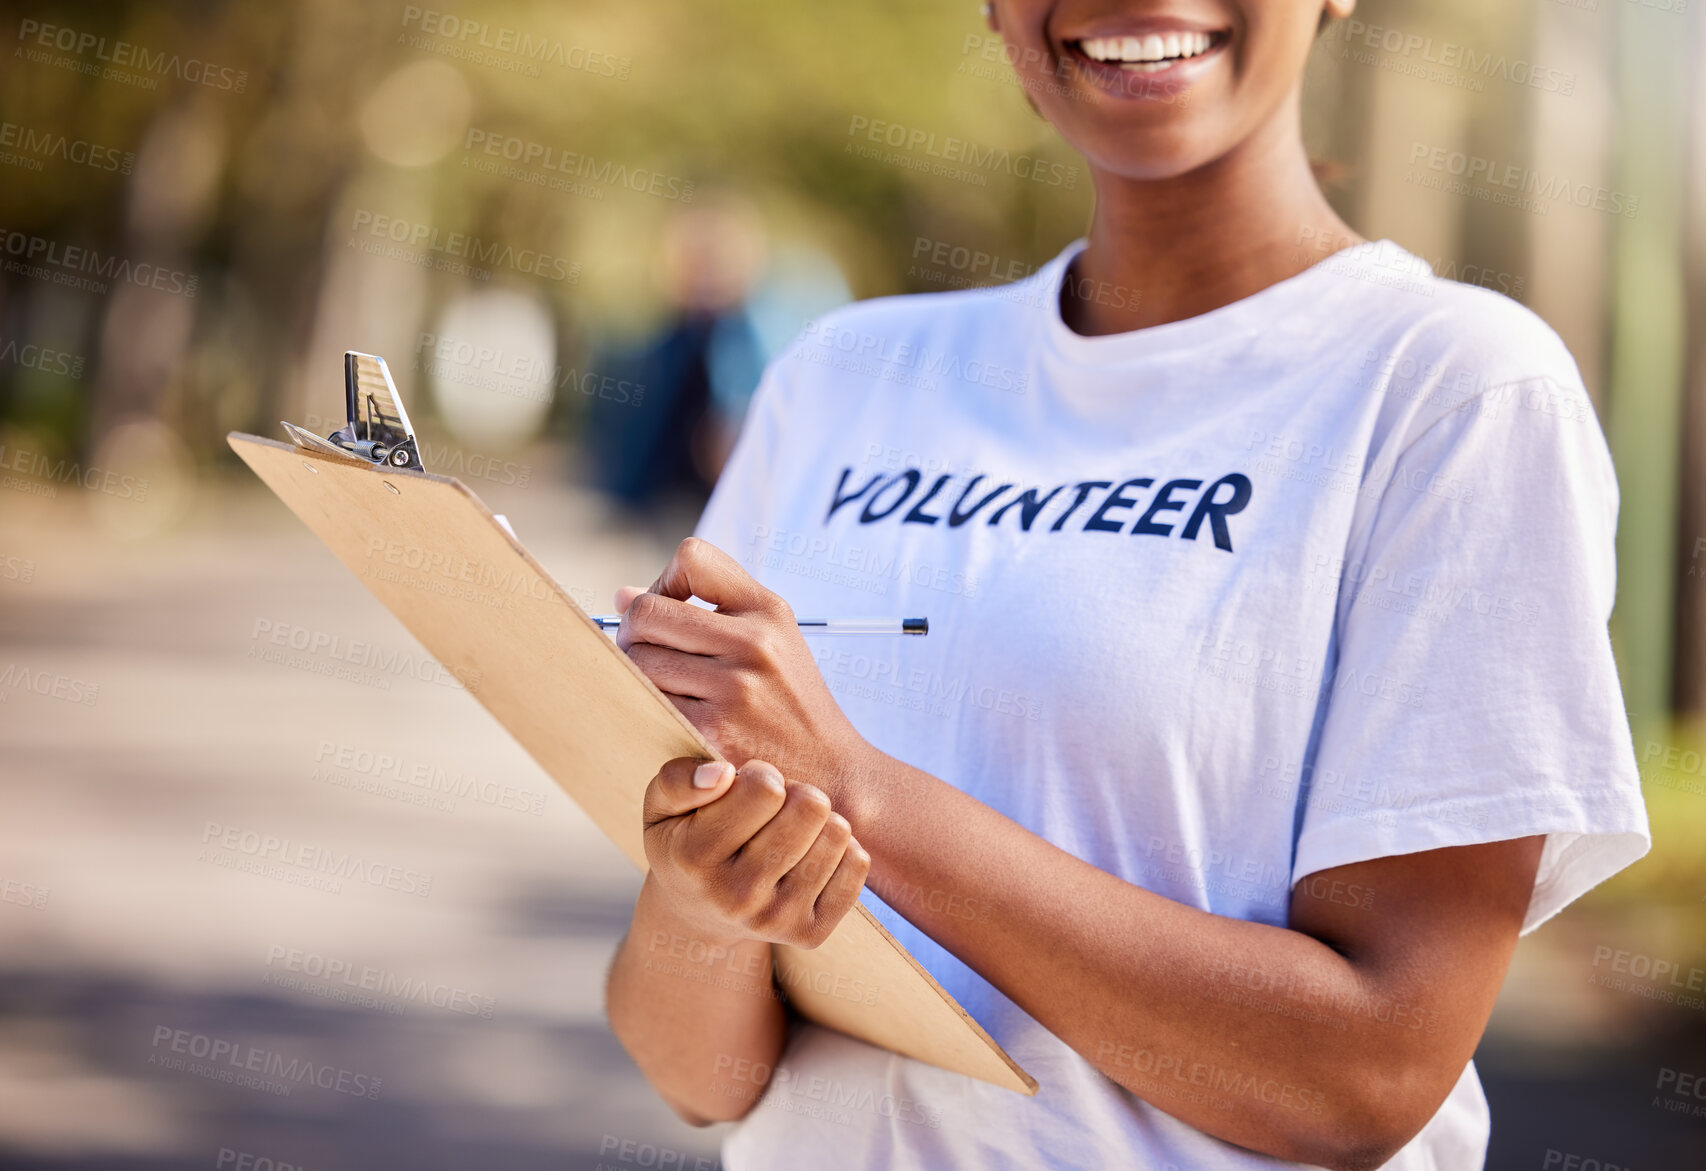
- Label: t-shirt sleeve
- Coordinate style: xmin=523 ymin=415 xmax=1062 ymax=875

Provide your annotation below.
xmin=693 ymin=360 xmax=791 ymax=558
xmin=1291 ymin=375 xmax=1651 ymax=934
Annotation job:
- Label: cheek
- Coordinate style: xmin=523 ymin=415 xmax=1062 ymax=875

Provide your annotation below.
xmin=1237 ymin=9 xmax=1326 ymax=88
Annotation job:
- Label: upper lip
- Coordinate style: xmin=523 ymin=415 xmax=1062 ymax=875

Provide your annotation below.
xmin=1060 ymin=17 xmax=1229 ymax=39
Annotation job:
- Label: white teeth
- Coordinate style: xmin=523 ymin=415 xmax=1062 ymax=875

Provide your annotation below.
xmin=1078 ymin=30 xmax=1216 ymax=65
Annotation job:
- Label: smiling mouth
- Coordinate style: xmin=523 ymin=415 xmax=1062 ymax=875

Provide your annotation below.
xmin=1066 ymin=30 xmax=1228 ymax=71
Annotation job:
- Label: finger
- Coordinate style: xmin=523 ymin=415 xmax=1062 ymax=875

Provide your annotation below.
xmin=738 ymin=781 xmax=835 ymax=882
xmin=643 ymin=756 xmax=736 ymax=826
xmin=658 ymin=693 xmax=742 ymax=763
xmin=626 ymin=643 xmax=720 ymax=700
xmin=680 ymin=760 xmax=790 ymax=859
xmin=614 ymin=585 xmax=648 ymax=614
xmin=618 ymin=591 xmax=744 ymax=657
xmin=649 ymin=537 xmax=788 ymax=618
xmin=803 ymin=838 xmax=872 ymax=948
xmin=775 ymin=810 xmax=852 ymax=897
xmin=658 ymin=690 xmax=717 ymax=738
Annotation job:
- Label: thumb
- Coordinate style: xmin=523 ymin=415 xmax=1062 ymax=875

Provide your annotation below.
xmin=644 ymin=757 xmax=735 ymax=827
xmin=614 ymin=585 xmax=648 ymax=614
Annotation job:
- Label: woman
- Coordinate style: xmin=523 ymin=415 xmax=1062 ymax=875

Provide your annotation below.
xmin=603 ymin=1 xmax=1650 ymax=1167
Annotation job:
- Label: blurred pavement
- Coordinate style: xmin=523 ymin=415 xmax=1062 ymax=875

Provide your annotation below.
xmin=0 ymin=455 xmax=724 ymax=1169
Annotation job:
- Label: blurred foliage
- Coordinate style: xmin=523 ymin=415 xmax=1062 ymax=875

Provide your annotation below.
xmin=0 ymin=0 xmax=1100 ymax=463
xmin=0 ymin=0 xmax=1699 ymax=940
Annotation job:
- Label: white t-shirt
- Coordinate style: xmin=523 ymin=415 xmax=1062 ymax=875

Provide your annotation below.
xmin=693 ymin=239 xmax=1650 ymax=1170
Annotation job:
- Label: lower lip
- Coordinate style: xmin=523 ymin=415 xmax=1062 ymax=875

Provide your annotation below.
xmin=1062 ymin=37 xmax=1227 ymax=100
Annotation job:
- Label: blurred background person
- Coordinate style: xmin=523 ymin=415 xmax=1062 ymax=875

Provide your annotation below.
xmin=584 ymin=195 xmax=769 ymax=512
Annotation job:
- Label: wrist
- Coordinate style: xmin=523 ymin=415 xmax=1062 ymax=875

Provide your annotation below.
xmin=825 ymin=737 xmax=893 ymax=832
xmin=638 ymin=872 xmax=757 ymax=952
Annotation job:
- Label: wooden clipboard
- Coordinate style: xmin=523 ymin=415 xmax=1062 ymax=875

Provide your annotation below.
xmin=229 ymin=431 xmax=1036 ymax=1096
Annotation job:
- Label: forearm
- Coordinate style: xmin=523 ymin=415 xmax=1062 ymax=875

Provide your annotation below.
xmin=609 ymin=539 xmax=1534 ymax=1166
xmin=606 ymin=873 xmax=788 ymax=1125
xmin=831 ymin=751 xmax=1455 ymax=1167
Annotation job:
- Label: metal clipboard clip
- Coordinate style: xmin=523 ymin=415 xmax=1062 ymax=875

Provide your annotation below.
xmin=281 ymin=351 xmax=423 ymax=472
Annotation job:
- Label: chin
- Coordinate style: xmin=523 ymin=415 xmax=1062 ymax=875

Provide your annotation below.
xmin=1063 ymin=119 xmax=1233 ymax=183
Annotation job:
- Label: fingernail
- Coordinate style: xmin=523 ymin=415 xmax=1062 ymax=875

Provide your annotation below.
xmin=694 ymin=762 xmax=731 ymax=789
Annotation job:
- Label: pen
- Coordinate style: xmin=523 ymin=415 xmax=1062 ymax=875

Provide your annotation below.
xmin=591 ymin=616 xmax=928 ymax=636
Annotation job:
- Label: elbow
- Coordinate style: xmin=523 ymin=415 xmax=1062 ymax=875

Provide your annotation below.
xmin=1299 ymin=1122 xmax=1414 ymax=1171
xmin=637 ymin=1058 xmax=763 ymax=1128
xmin=1298 ymin=1070 xmax=1440 ymax=1171
xmin=665 ymin=1077 xmax=780 ymax=1127
xmin=1315 ymin=1140 xmax=1410 ymax=1171
xmin=666 ymin=1094 xmax=752 ymax=1128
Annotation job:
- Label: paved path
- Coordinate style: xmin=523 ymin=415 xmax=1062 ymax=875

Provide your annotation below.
xmin=0 ymin=462 xmax=725 ymax=1169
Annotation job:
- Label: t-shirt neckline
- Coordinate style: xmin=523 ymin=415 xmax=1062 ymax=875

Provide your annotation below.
xmin=1039 ymin=237 xmax=1415 ymax=364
